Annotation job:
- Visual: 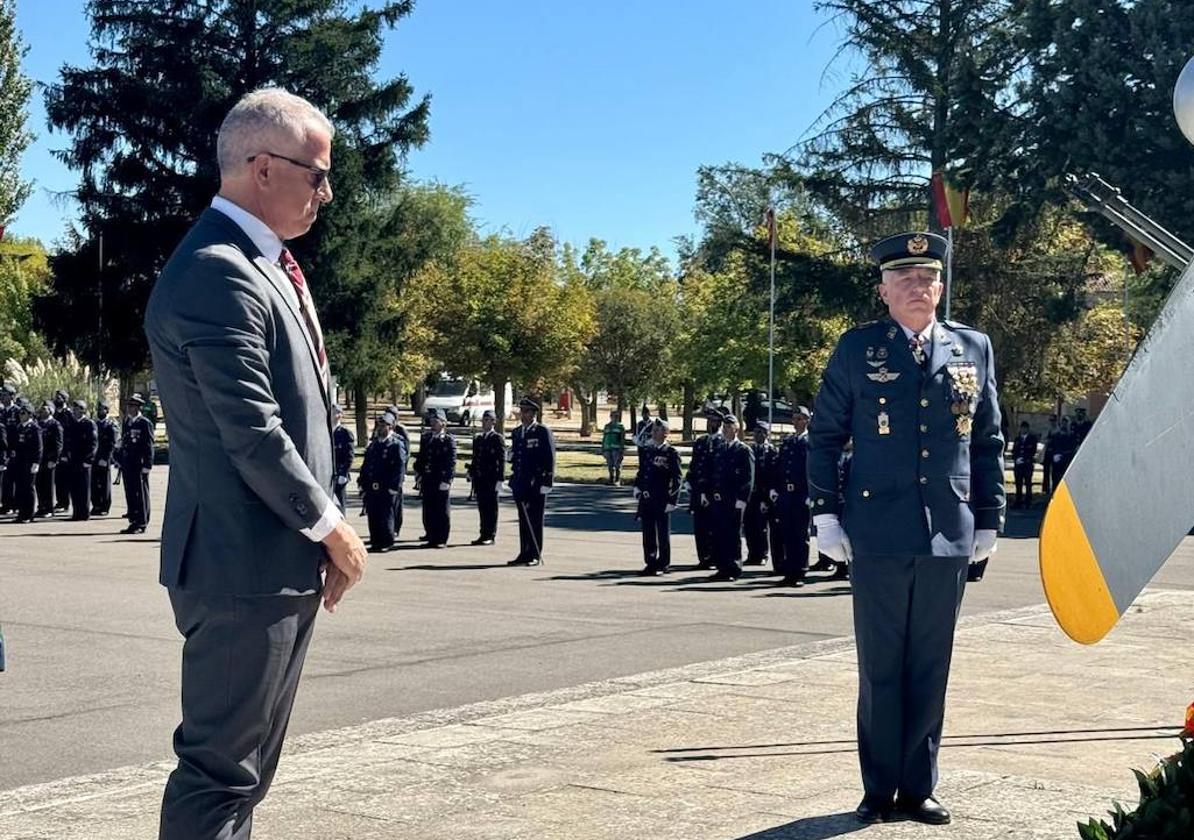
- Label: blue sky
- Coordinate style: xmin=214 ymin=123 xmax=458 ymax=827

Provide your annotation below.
xmin=11 ymin=1 xmax=849 ymax=263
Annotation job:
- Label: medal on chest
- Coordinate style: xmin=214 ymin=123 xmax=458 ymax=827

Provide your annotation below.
xmin=946 ymin=362 xmax=979 ymax=438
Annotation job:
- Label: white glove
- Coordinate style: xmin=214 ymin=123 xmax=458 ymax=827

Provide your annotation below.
xmin=681 ymin=481 xmax=691 ymax=494
xmin=971 ymin=529 xmax=998 ymax=562
xmin=769 ymin=489 xmax=779 ymax=502
xmin=665 ymin=504 xmax=676 ymax=513
xmin=98 ymin=460 xmax=107 ymax=467
xmin=495 ymin=481 xmax=503 ymax=493
xmin=141 ymin=467 xmax=151 ymax=475
xmin=760 ymin=501 xmax=768 ymax=513
xmin=1053 ymin=453 xmax=1062 ymax=463
xmin=1014 ymin=458 xmax=1024 ymax=466
xmin=735 ymin=500 xmax=746 ymax=511
xmin=388 ymin=489 xmax=398 ymax=498
xmin=540 ymin=486 xmax=551 ymax=495
xmin=642 ymin=490 xmax=651 ymax=500
xmin=813 ymin=514 xmax=853 ymax=565
xmin=438 ymin=482 xmax=450 ymax=491
xmin=633 ymin=488 xmax=641 ymax=500
xmin=700 ymin=493 xmax=709 ymax=508
xmin=60 ymin=456 xmax=68 ymax=463
xmin=336 ymin=476 xmax=348 ymax=486
xmin=30 ymin=464 xmax=38 ymax=474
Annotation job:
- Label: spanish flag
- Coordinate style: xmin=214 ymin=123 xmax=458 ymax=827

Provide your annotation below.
xmin=931 ymin=172 xmax=969 ymax=230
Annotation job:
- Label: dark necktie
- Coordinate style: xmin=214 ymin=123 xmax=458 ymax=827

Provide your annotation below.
xmin=279 ymin=248 xmax=328 ymax=382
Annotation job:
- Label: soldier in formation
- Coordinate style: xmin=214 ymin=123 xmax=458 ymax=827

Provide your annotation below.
xmin=51 ymin=390 xmax=74 ymax=514
xmin=415 ymin=408 xmax=456 ymax=548
xmin=332 ymin=404 xmax=355 ymax=514
xmin=507 ymin=397 xmax=555 ymax=567
xmin=67 ymin=400 xmax=98 ymax=521
xmin=118 ymin=394 xmax=155 ymax=534
xmin=684 ymin=409 xmax=723 ymax=570
xmin=34 ymin=402 xmax=62 ymax=518
xmin=773 ymin=408 xmax=812 ymax=587
xmin=469 ymin=409 xmax=505 ymax=546
xmin=92 ymin=401 xmax=117 ymax=516
xmin=358 ymin=410 xmax=406 ymax=552
xmin=11 ymin=399 xmax=40 ymax=523
xmin=743 ymin=420 xmax=779 ymax=567
xmin=707 ymin=413 xmax=754 ymax=582
xmin=0 ymin=385 xmax=17 ymax=513
xmin=634 ymin=417 xmax=682 ymax=575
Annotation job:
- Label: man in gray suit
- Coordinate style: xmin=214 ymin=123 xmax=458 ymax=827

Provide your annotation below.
xmin=145 ymin=88 xmax=368 ymax=840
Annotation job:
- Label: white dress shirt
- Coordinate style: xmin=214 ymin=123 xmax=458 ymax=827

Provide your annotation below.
xmin=210 ymin=195 xmax=341 ymax=543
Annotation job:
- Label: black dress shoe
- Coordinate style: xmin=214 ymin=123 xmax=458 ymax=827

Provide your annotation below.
xmin=830 ymin=563 xmax=850 ymax=581
xmin=897 ymin=796 xmax=950 ymax=825
xmin=855 ymin=798 xmax=892 ymax=824
xmin=696 ymin=561 xmax=714 ymax=570
xmin=967 ymin=559 xmax=988 ymax=582
xmin=779 ymin=576 xmax=805 ymax=588
xmin=706 ymin=571 xmax=740 ymax=582
xmin=507 ymin=557 xmax=540 ymax=566
xmin=470 ymin=537 xmax=492 ymax=546
xmin=743 ymin=557 xmax=766 ymax=566
xmin=639 ymin=567 xmax=663 ymax=577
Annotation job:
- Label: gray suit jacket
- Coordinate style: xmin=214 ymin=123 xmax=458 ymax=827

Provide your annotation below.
xmin=145 ymin=208 xmax=334 ymax=595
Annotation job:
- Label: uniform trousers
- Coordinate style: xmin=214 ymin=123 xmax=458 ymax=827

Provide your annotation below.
xmin=639 ymin=502 xmax=671 ymax=570
xmin=711 ymin=498 xmax=744 ymax=576
xmin=851 ymin=554 xmax=968 ymax=801
xmin=475 ymin=484 xmax=499 ymax=540
xmin=742 ymin=496 xmax=771 ymax=562
xmin=14 ymin=466 xmax=35 ymax=520
xmin=159 ymin=589 xmax=320 ymax=840
xmin=691 ymin=502 xmax=716 ymax=565
xmin=1013 ymin=462 xmax=1034 ymax=506
xmin=514 ymin=492 xmax=546 ymax=561
xmin=70 ymin=463 xmax=92 ymax=519
xmin=422 ymin=486 xmax=451 ymax=545
xmin=35 ymin=465 xmax=55 ymax=514
xmin=91 ymin=461 xmax=112 ymax=514
xmin=332 ymin=480 xmax=347 ymax=514
xmin=774 ymin=495 xmax=809 ymax=579
xmin=364 ymin=489 xmax=398 ymax=549
xmin=123 ymin=467 xmax=151 ymax=526
xmin=54 ymin=461 xmax=71 ymax=510
xmin=1 ymin=467 xmax=14 ymax=511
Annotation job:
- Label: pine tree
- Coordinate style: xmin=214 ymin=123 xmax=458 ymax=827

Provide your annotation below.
xmin=0 ymin=0 xmax=33 ymax=226
xmin=37 ymin=0 xmax=430 ymax=376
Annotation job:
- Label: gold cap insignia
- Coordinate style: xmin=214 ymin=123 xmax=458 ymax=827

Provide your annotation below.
xmin=907 ymin=234 xmax=929 ymax=255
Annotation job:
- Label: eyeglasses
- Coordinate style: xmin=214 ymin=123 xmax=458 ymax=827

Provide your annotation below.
xmin=248 ymin=152 xmax=331 ymax=191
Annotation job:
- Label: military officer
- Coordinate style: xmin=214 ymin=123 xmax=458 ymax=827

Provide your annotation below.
xmin=118 ymin=393 xmax=154 ymax=534
xmin=67 ymin=400 xmax=98 ymax=521
xmin=809 ymin=231 xmax=1004 ymax=825
xmin=0 ymin=385 xmax=17 ymax=514
xmin=332 ymin=404 xmax=355 ymax=514
xmin=1010 ymin=421 xmax=1039 ymax=510
xmin=743 ymin=420 xmax=779 ymax=566
xmin=51 ymin=390 xmax=74 ymax=513
xmin=706 ymin=413 xmax=754 ymax=581
xmin=773 ymin=407 xmax=812 ymax=587
xmin=634 ymin=417 xmax=683 ymax=575
xmin=414 ymin=408 xmax=456 ymax=548
xmin=683 ymin=408 xmax=724 ymax=569
xmin=358 ymin=411 xmax=406 ymax=551
xmin=600 ymin=410 xmax=627 ymax=485
xmin=11 ymin=400 xmax=40 ymax=523
xmin=470 ymin=409 xmax=505 ymax=546
xmin=91 ymin=400 xmax=117 ymax=516
xmin=35 ymin=402 xmax=63 ymax=518
xmin=507 ymin=397 xmax=555 ymax=566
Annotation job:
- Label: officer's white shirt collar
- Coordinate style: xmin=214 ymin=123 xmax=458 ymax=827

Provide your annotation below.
xmin=522 ymin=420 xmax=538 ymax=431
xmin=211 ymin=195 xmax=284 ymax=263
xmin=896 ymin=318 xmax=936 ymax=344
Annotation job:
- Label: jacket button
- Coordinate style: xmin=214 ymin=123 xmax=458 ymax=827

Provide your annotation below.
xmin=920 ymin=424 xmax=928 ymax=433
xmin=878 ymin=397 xmax=887 ymax=405
xmin=920 ymin=476 xmax=928 ymax=485
xmin=862 ymin=490 xmax=870 ymax=498
xmin=816 ymin=499 xmax=825 ymax=506
xmin=921 ymin=449 xmax=929 ymax=458
xmin=920 ymin=398 xmax=929 ymax=407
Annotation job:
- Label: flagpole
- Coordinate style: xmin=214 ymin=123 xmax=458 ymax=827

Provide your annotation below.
xmin=945 ymin=225 xmax=953 ymax=320
xmin=767 ymin=208 xmax=776 ymax=430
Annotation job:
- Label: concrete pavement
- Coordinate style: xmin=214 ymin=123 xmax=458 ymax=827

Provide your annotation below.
xmin=3 ymin=588 xmax=1188 ymax=839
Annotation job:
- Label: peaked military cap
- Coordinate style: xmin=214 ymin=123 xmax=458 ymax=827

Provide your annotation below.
xmin=380 ymin=411 xmax=396 ymax=425
xmin=425 ymin=407 xmax=445 ymax=421
xmin=518 ymin=397 xmax=541 ymax=412
xmin=17 ymin=398 xmax=32 ymax=412
xmin=871 ymin=231 xmax=948 ymax=272
xmin=755 ymin=420 xmax=771 ymax=432
xmin=721 ymin=413 xmax=740 ymax=426
xmin=71 ymin=399 xmax=87 ymax=410
xmin=40 ymin=400 xmax=54 ymax=410
xmin=126 ymin=393 xmax=145 ymax=406
xmin=482 ymin=409 xmax=495 ymax=420
xmin=702 ymin=406 xmax=724 ymax=421
xmin=794 ymin=405 xmax=812 ymax=419
xmin=1 ymin=384 xmax=15 ymax=395
xmin=652 ymin=417 xmax=670 ymax=431
xmin=97 ymin=400 xmax=109 ymax=411
xmin=54 ymin=389 xmax=69 ymax=400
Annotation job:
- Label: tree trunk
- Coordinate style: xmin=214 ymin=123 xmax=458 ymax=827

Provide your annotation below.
xmin=413 ymin=381 xmax=426 ymax=417
xmin=656 ymin=401 xmax=668 ymax=422
xmin=353 ymin=383 xmax=368 ymax=443
xmin=576 ymin=383 xmax=592 ymax=437
xmin=589 ymin=392 xmax=599 ymax=428
xmin=494 ymin=377 xmax=509 ymax=434
xmin=682 ymin=380 xmax=694 ymax=441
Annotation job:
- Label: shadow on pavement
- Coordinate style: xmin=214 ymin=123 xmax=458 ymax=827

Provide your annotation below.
xmin=735 ymin=812 xmax=866 ymax=839
xmin=389 ymin=563 xmax=512 ymax=572
xmin=542 ymin=484 xmax=695 ymax=536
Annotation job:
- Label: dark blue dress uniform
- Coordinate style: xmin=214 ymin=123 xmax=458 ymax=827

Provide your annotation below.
xmin=415 ymin=428 xmax=456 ymax=546
xmin=744 ymin=437 xmax=779 ymax=565
xmin=92 ymin=407 xmax=117 ymax=515
xmin=0 ymin=388 xmax=18 ymax=513
xmin=1010 ymin=430 xmax=1039 ymax=508
xmin=67 ymin=405 xmax=98 ymax=521
xmin=809 ymin=234 xmax=1005 ymax=815
xmin=35 ymin=409 xmax=63 ymax=517
xmin=359 ymin=426 xmax=407 ymax=551
xmin=708 ymin=429 xmax=754 ymax=578
xmin=332 ymin=421 xmax=355 ymax=514
xmin=12 ymin=403 xmax=41 ymax=522
xmin=508 ymin=415 xmax=555 ymax=565
xmin=471 ymin=424 xmax=506 ymax=543
xmin=634 ymin=435 xmax=682 ymax=573
xmin=683 ymin=413 xmax=723 ymax=568
xmin=774 ymin=431 xmax=810 ymax=581
xmin=52 ymin=395 xmax=74 ymax=512
xmin=119 ymin=405 xmax=155 ymax=531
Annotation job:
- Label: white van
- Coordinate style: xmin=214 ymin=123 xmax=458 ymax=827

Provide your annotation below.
xmin=423 ymin=377 xmax=515 ymax=426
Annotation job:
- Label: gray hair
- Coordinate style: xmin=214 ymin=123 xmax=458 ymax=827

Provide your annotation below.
xmin=216 ymin=88 xmax=335 ymax=177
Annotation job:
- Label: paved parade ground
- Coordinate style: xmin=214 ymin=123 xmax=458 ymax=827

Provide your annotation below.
xmin=3 ymin=471 xmax=1194 ymax=837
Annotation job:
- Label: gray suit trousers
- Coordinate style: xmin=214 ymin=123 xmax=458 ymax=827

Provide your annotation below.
xmin=159 ymin=589 xmax=320 ymax=840
xmin=851 ymin=554 xmax=967 ymax=802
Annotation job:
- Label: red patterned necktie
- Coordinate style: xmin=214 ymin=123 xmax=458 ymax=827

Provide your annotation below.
xmin=278 ymin=248 xmax=328 ymax=382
